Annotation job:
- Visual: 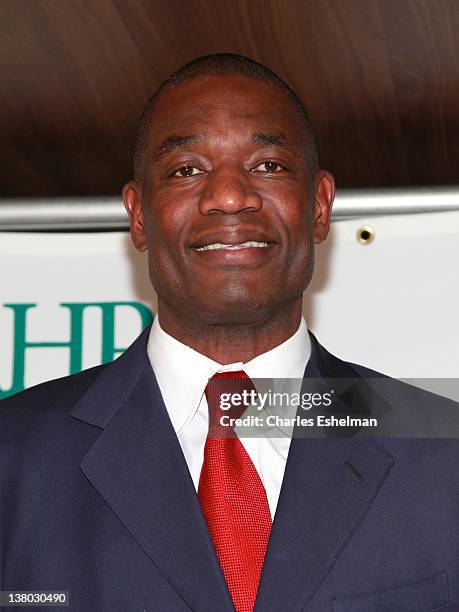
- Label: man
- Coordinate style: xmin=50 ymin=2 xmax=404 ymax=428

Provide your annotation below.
xmin=1 ymin=54 xmax=458 ymax=611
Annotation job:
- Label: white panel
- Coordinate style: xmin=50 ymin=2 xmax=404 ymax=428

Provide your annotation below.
xmin=0 ymin=210 xmax=457 ymax=398
xmin=0 ymin=233 xmax=154 ymax=397
xmin=305 ymin=211 xmax=459 ymax=377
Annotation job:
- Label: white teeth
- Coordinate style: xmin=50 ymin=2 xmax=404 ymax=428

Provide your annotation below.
xmin=195 ymin=241 xmax=269 ymax=252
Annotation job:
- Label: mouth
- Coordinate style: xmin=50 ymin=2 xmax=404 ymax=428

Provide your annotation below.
xmin=194 ymin=240 xmax=270 ymax=252
xmin=188 ymin=226 xmax=277 ymax=265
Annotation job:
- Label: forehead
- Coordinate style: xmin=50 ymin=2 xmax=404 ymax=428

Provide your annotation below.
xmin=148 ymin=74 xmax=307 ymax=146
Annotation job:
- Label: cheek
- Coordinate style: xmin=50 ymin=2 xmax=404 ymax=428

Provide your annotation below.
xmin=278 ymin=207 xmax=315 ymax=279
xmin=146 ymin=199 xmax=188 ymax=252
xmin=288 ymin=241 xmax=314 ymax=286
xmin=272 ymin=195 xmax=314 ymax=251
xmin=263 ymin=179 xmax=312 ymax=221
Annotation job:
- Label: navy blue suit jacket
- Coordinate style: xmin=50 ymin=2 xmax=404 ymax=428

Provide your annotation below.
xmin=1 ymin=327 xmax=458 ymax=611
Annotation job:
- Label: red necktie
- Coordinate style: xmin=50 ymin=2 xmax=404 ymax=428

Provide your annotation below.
xmin=198 ymin=371 xmax=272 ymax=612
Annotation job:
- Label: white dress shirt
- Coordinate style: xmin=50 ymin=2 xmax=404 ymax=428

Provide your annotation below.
xmin=147 ymin=315 xmax=311 ymax=519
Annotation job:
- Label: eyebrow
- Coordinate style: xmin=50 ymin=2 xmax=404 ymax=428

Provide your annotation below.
xmin=152 ymin=134 xmax=206 ymax=162
xmin=151 ymin=131 xmax=297 ymax=163
xmin=250 ymin=132 xmax=295 ymax=153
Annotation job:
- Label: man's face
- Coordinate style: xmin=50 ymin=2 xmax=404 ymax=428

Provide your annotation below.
xmin=124 ymin=74 xmax=334 ymax=325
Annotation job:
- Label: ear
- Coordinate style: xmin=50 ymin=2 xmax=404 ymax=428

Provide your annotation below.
xmin=313 ymin=170 xmax=335 ymax=244
xmin=122 ymin=181 xmax=148 ymax=252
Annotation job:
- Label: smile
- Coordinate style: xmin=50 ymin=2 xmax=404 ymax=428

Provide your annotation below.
xmin=194 ymin=241 xmax=269 ymax=252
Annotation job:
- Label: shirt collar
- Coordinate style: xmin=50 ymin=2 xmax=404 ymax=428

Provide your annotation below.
xmin=147 ymin=315 xmax=311 ymax=436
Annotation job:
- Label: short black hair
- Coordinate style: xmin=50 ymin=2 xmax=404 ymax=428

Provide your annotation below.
xmin=133 ymin=53 xmax=319 ymax=182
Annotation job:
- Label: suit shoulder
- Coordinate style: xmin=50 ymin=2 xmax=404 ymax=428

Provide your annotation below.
xmin=0 ymin=365 xmax=105 ymax=425
xmin=343 ymin=360 xmax=390 ymax=379
xmin=313 ymin=336 xmax=458 ymax=411
xmin=313 ymin=336 xmax=390 ymax=379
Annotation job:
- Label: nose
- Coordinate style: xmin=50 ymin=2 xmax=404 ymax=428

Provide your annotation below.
xmin=198 ymin=164 xmax=262 ymax=215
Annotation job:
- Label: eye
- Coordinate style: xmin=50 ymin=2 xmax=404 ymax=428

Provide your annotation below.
xmin=251 ymin=161 xmax=284 ymax=173
xmin=173 ymin=165 xmax=205 ymax=178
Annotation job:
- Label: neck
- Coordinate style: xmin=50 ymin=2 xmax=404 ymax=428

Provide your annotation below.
xmin=157 ymin=299 xmax=303 ymax=364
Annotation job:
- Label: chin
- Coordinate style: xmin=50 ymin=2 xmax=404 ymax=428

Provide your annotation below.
xmin=196 ymin=292 xmax=284 ymax=326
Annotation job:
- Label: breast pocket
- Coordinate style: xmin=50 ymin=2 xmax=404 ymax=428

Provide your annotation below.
xmin=332 ymin=572 xmax=450 ymax=612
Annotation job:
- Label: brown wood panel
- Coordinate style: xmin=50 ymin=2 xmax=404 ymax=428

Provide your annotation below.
xmin=0 ymin=0 xmax=458 ymax=196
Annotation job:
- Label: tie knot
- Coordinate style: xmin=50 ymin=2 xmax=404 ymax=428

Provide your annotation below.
xmin=205 ymin=370 xmax=256 ymax=437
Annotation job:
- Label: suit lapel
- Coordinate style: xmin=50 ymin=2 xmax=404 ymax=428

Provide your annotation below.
xmin=71 ymin=328 xmax=233 ymax=612
xmin=254 ymin=333 xmax=395 ymax=611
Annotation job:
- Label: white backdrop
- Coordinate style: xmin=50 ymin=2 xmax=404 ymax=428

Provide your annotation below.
xmin=1 ymin=210 xmax=458 ymax=398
